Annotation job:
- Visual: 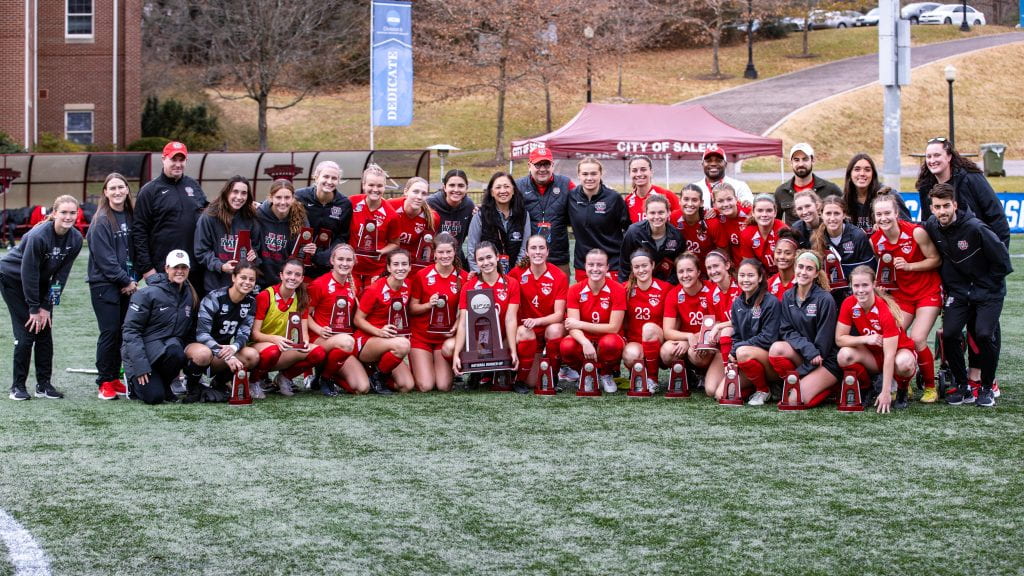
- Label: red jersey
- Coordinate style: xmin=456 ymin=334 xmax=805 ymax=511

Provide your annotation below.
xmin=624 ymin=278 xmax=670 ymax=342
xmin=870 ymin=221 xmax=942 ymax=300
xmin=705 ymin=210 xmax=749 ymax=269
xmin=625 ymin=185 xmax=681 ymax=223
xmin=567 ymin=279 xmax=628 ymax=338
xmin=710 ymin=279 xmax=741 ymax=322
xmin=358 ymin=276 xmax=411 ymax=330
xmin=767 ymin=273 xmax=794 ymax=301
xmin=458 ymin=274 xmax=520 ymax=329
xmin=509 ymin=263 xmax=568 ymax=322
xmin=386 ymin=198 xmax=441 ymax=270
xmin=308 ymin=272 xmax=358 ymax=333
xmin=410 ymin=265 xmax=467 ymax=334
xmin=664 ymin=281 xmax=715 ymax=333
xmin=739 ymin=220 xmax=788 ymax=275
xmin=350 ymin=194 xmax=399 ymax=278
xmin=669 ymin=210 xmax=715 ymax=265
xmin=839 ymin=296 xmax=915 ymax=352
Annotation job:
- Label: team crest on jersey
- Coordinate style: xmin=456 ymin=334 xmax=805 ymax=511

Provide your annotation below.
xmin=713 ymin=292 xmax=721 ymax=304
xmin=415 ymin=222 xmax=425 ymax=234
xmin=843 ymin=241 xmax=854 ymax=252
xmin=852 ymin=307 xmax=862 ymax=318
xmin=240 ymin=303 xmax=250 ymax=317
xmin=184 ymin=305 xmax=192 ymax=317
xmin=666 ymin=240 xmax=678 ymax=251
xmin=382 ymin=290 xmax=391 ymax=302
xmin=806 ymin=303 xmax=817 ymax=316
xmin=511 ymin=231 xmax=522 ymax=241
xmin=266 ymin=233 xmax=287 ymax=252
xmin=752 ymin=235 xmax=761 ymax=248
xmin=580 ymin=292 xmax=589 ymax=303
xmin=870 ymin=320 xmax=881 ymax=331
xmin=649 ymin=296 xmax=660 ymax=307
xmin=497 ymin=289 xmax=507 ymax=301
xmin=594 ymin=202 xmax=606 ymax=214
xmin=553 ymin=187 xmax=562 ymax=195
xmin=678 ymin=292 xmax=685 ymax=304
xmin=450 ymin=283 xmax=458 ymax=295
xmin=354 ymin=203 xmax=364 ymax=213
xmin=185 ymin=187 xmax=195 ymax=197
xmin=427 ymin=275 xmax=437 ymax=286
xmin=751 ymin=305 xmax=761 ymax=319
xmin=600 ymin=300 xmax=610 ymax=309
xmin=540 ymin=283 xmax=552 ymax=295
xmin=946 ymin=296 xmax=955 ymax=306
xmin=330 ymin=206 xmax=342 ymax=218
xmin=221 ymin=304 xmax=229 ymax=313
xmin=901 ymin=244 xmax=912 ymax=255
xmin=958 ymin=240 xmax=968 ymax=250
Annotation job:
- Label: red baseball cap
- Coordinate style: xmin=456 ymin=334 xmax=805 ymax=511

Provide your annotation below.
xmin=162 ymin=141 xmax=188 ymax=159
xmin=702 ymin=146 xmax=726 ymax=160
xmin=529 ymin=148 xmax=554 ymax=164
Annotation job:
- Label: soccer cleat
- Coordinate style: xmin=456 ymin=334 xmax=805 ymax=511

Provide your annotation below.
xmin=110 ymin=379 xmax=128 ymax=397
xmin=170 ymin=375 xmax=187 ymax=396
xmin=991 ymin=379 xmax=1001 ymax=398
xmin=600 ymin=374 xmax=617 ymax=394
xmin=97 ymin=382 xmax=118 ymax=400
xmin=9 ymin=387 xmax=30 ymax=401
xmin=369 ymin=370 xmax=394 ymax=396
xmin=893 ymin=388 xmax=909 ymax=410
xmin=747 ymin=390 xmax=770 ymax=406
xmin=512 ymin=381 xmax=531 ymax=395
xmin=559 ymin=366 xmax=580 ymax=382
xmin=946 ymin=385 xmax=975 ymax=406
xmin=319 ymin=378 xmax=339 ymax=397
xmin=274 ymin=373 xmax=295 ymax=397
xmin=975 ymin=387 xmax=995 ymax=408
xmin=646 ymin=378 xmax=658 ymax=394
xmin=34 ymin=384 xmax=64 ymax=399
xmin=251 ymin=379 xmax=267 ymax=400
xmin=919 ymin=387 xmax=939 ymax=404
xmin=304 ymin=373 xmax=316 ymax=391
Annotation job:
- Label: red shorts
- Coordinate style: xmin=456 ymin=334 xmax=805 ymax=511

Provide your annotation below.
xmin=868 ymin=346 xmax=918 ymax=372
xmin=892 ymin=289 xmax=942 ymax=315
xmin=411 ymin=333 xmax=449 ymax=352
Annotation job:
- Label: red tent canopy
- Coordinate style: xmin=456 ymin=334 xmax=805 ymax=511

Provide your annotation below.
xmin=510 ymin=103 xmax=782 ymax=162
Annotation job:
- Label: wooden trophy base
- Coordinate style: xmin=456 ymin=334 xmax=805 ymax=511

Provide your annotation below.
xmin=488 ymin=371 xmax=514 ymax=392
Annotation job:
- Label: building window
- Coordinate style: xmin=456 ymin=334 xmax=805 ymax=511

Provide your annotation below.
xmin=65 ymin=111 xmax=93 ymax=145
xmin=66 ymin=0 xmax=93 ymax=38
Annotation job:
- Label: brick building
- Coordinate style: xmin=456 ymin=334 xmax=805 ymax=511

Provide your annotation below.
xmin=0 ymin=0 xmax=142 ymax=150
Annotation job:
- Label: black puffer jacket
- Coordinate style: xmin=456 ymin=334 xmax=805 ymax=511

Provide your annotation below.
xmin=121 ymin=273 xmax=195 ymax=378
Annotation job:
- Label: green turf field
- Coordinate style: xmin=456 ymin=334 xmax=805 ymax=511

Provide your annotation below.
xmin=1 ymin=243 xmax=1022 ymax=575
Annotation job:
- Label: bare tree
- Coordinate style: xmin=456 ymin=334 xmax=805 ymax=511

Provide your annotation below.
xmin=648 ymin=0 xmax=745 ymax=78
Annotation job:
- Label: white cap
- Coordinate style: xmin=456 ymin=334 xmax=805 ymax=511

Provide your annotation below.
xmin=166 ymin=250 xmax=191 ymax=268
xmin=790 ymin=143 xmax=815 ymax=159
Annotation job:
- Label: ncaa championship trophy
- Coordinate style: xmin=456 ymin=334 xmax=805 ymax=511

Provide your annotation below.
xmin=838 ymin=370 xmax=865 ymax=412
xmin=389 ymin=301 xmax=411 ymax=336
xmin=427 ymin=295 xmax=451 ymax=335
xmin=291 ymin=227 xmax=314 ymax=265
xmin=459 ymin=288 xmax=513 ymax=373
xmin=315 ymin=228 xmax=332 ymax=252
xmin=330 ymin=297 xmax=351 ymax=333
xmin=356 ymin=221 xmax=378 ymax=256
xmin=718 ymin=362 xmax=744 ymax=406
xmin=696 ymin=317 xmax=718 ymax=351
xmin=876 ymin=253 xmax=897 ymax=290
xmin=576 ymin=362 xmax=601 ymax=397
xmin=416 ymin=233 xmax=434 ymax=267
xmin=665 ymin=362 xmax=690 ymax=398
xmin=229 ymin=369 xmax=252 ymax=406
xmin=777 ymin=371 xmax=807 ymax=411
xmin=286 ymin=312 xmax=304 ymax=349
xmin=535 ymin=360 xmax=557 ymax=396
xmin=825 ymin=251 xmax=847 ymax=289
xmin=627 ymin=362 xmax=652 ymax=398
xmin=232 ymin=229 xmax=252 ymax=262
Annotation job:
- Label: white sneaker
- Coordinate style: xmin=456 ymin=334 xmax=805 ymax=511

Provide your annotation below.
xmin=559 ymin=366 xmax=580 ymax=382
xmin=646 ymin=378 xmax=658 ymax=394
xmin=274 ymin=373 xmax=295 ymax=396
xmin=600 ymin=374 xmax=617 ymax=394
xmin=747 ymin=391 xmax=770 ymax=406
xmin=251 ymin=379 xmax=267 ymax=400
xmin=303 ymin=374 xmax=316 ymax=390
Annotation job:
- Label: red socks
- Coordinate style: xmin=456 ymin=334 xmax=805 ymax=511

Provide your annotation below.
xmin=326 ymin=348 xmax=352 ymax=378
xmin=516 ymin=338 xmax=538 ymax=382
xmin=847 ymin=362 xmax=870 ymax=387
xmin=642 ymin=340 xmax=661 ymax=381
xmin=718 ymin=335 xmax=733 ymax=360
xmin=283 ymin=346 xmax=327 ymax=378
xmin=768 ymin=355 xmax=796 ymax=377
xmin=917 ymin=346 xmax=936 ymax=389
xmin=378 ymin=351 xmax=403 ymax=374
xmin=737 ymin=358 xmax=769 ymax=394
xmin=545 ymin=337 xmax=563 ymax=373
xmin=252 ymin=346 xmax=283 ymax=380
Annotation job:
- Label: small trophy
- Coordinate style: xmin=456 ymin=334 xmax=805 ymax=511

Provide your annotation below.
xmin=826 ymin=252 xmax=847 ymax=289
xmin=291 ymin=227 xmax=314 ymax=265
xmin=416 ymin=233 xmax=434 ymax=266
xmin=535 ymin=360 xmax=557 ymax=396
xmin=356 ymin=221 xmax=378 ymax=256
xmin=389 ymin=301 xmax=411 ymax=336
xmin=876 ymin=253 xmax=897 ymax=290
xmin=427 ymin=295 xmax=452 ymax=334
xmin=665 ymin=362 xmax=690 ymax=398
xmin=233 ymin=229 xmax=252 ymax=262
xmin=838 ymin=370 xmax=865 ymax=412
xmin=627 ymin=362 xmax=652 ymax=398
xmin=330 ymin=296 xmax=351 ymax=333
xmin=229 ymin=369 xmax=252 ymax=406
xmin=286 ymin=312 xmax=304 ymax=349
xmin=777 ymin=372 xmax=807 ymax=411
xmin=696 ymin=316 xmax=717 ymax=351
xmin=576 ymin=362 xmax=601 ymax=397
xmin=719 ymin=362 xmax=744 ymax=406
xmin=315 ymin=228 xmax=332 ymax=252
xmin=489 ymin=370 xmax=514 ymax=392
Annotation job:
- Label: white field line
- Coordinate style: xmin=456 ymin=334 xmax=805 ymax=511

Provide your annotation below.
xmin=0 ymin=510 xmax=51 ymax=576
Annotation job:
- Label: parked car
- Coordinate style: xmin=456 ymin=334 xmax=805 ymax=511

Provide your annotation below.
xmin=855 ymin=8 xmax=880 ymax=26
xmin=919 ymin=4 xmax=986 ymax=25
xmin=808 ymin=9 xmax=862 ymax=29
xmin=724 ymin=19 xmax=762 ymax=33
xmin=901 ymin=2 xmax=942 ymax=23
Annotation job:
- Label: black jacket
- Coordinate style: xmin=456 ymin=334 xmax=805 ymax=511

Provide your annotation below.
xmin=86 ymin=209 xmax=133 ymax=287
xmin=774 ymin=175 xmax=842 ymax=225
xmin=567 ymin=183 xmax=630 ymax=272
xmin=848 ymin=192 xmax=909 ymax=234
xmin=517 ymin=174 xmax=574 ymax=265
xmin=823 ymin=222 xmax=876 ymax=279
xmin=132 ymin=172 xmax=207 ymax=275
xmin=194 ymin=211 xmax=261 ymax=291
xmin=918 ymin=168 xmax=1009 ymax=247
xmin=0 ymin=221 xmax=83 ymax=314
xmin=295 ymin=185 xmax=352 ymax=276
xmin=779 ymin=283 xmax=840 ymax=378
xmin=426 ymin=190 xmax=475 ymax=262
xmin=924 ymin=208 xmax=1012 ymax=302
xmin=254 ymin=202 xmax=303 ymax=286
xmin=618 ymin=220 xmax=684 ymax=283
xmin=121 ymin=273 xmax=196 ymax=378
xmin=729 ymin=289 xmax=782 ymax=356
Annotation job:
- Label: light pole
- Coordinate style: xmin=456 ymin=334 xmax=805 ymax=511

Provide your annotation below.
xmin=743 ymin=0 xmax=758 ymax=79
xmin=427 ymin=144 xmax=460 ymax=186
xmin=960 ymin=0 xmax=970 ymax=31
xmin=945 ymin=65 xmax=956 ymax=146
xmin=584 ymin=25 xmax=594 ymax=103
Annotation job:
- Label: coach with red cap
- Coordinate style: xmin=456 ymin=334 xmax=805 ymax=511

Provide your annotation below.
xmin=689 ymin=146 xmax=753 ymax=209
xmin=133 ymin=141 xmax=208 ymax=291
xmin=516 ymin=147 xmax=575 ymax=273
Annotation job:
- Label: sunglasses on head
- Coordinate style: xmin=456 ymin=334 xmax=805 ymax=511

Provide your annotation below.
xmin=928 ymin=137 xmax=949 ymax=144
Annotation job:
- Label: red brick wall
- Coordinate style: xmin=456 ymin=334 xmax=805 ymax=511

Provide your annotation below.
xmin=0 ymin=1 xmax=27 ymax=146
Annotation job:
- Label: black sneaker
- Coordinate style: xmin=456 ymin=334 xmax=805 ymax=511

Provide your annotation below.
xmin=9 ymin=387 xmax=30 ymax=401
xmin=513 ymin=381 xmax=531 ymax=394
xmin=34 ymin=384 xmax=64 ymax=399
xmin=946 ymin=385 xmax=975 ymax=406
xmin=893 ymin=388 xmax=909 ymax=410
xmin=975 ymin=387 xmax=995 ymax=408
xmin=320 ymin=377 xmax=339 ymax=397
xmin=369 ymin=370 xmax=394 ymax=396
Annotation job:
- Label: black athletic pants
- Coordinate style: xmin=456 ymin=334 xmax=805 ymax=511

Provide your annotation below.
xmin=90 ymin=283 xmax=130 ymax=386
xmin=0 ymin=272 xmax=53 ymax=391
xmin=132 ymin=341 xmax=186 ymax=405
xmin=942 ymin=297 xmax=1002 ymax=389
